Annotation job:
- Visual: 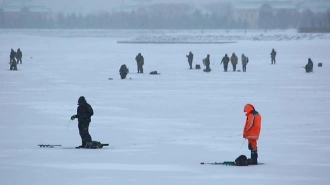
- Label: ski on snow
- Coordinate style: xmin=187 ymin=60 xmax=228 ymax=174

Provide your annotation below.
xmin=38 ymin=144 xmax=62 ymax=148
xmin=200 ymin=161 xmax=264 ymax=166
xmin=38 ymin=143 xmax=110 ymax=149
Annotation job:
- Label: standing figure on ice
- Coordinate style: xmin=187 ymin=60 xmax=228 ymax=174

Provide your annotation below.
xmin=270 ymin=48 xmax=277 ymax=65
xmin=230 ymin=53 xmax=238 ymax=72
xmin=9 ymin=49 xmax=17 ymax=70
xmin=135 ymin=53 xmax=144 ymax=73
xmin=220 ymin=54 xmax=230 ymax=72
xmin=243 ymin=104 xmax=262 ymax=165
xmin=71 ymin=96 xmax=94 ymax=148
xmin=241 ymin=54 xmax=249 ymax=72
xmin=16 ymin=48 xmax=22 ymax=64
xmin=203 ymin=54 xmax=211 ymax=72
xmin=186 ymin=51 xmax=193 ymax=69
xmin=119 ymin=64 xmax=129 ymax=79
xmin=305 ymin=58 xmax=313 ymax=73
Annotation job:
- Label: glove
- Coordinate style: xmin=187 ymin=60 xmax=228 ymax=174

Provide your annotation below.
xmin=71 ymin=115 xmax=75 ymax=120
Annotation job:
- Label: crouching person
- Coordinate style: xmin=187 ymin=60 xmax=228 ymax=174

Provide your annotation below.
xmin=10 ymin=58 xmax=18 ymax=70
xmin=305 ymin=58 xmax=313 ymax=73
xmin=119 ymin=64 xmax=129 ymax=79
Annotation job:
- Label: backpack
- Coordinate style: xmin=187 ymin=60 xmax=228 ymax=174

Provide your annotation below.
xmin=235 ymin=155 xmax=248 ymax=166
xmin=149 ymin=71 xmax=158 ymax=75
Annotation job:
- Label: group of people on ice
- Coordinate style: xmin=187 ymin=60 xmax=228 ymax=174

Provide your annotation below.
xmin=187 ymin=52 xmax=249 ymax=73
xmin=187 ymin=51 xmax=251 ymax=73
xmin=185 ymin=48 xmax=314 ymax=73
xmin=9 ymin=48 xmax=23 ymax=70
xmin=117 ymin=48 xmax=314 ymax=80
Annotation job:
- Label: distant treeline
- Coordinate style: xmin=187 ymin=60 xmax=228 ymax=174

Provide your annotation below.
xmin=0 ymin=3 xmax=329 ymax=30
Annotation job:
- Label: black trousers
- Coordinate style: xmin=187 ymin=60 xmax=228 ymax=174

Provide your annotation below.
xmin=232 ymin=64 xmax=237 ymax=71
xmin=17 ymin=58 xmax=22 ymax=64
xmin=271 ymin=58 xmax=276 ymax=64
xmin=242 ymin=64 xmax=247 ymax=72
xmin=78 ymin=122 xmax=92 ymax=146
xmin=223 ymin=64 xmax=228 ymax=72
xmin=137 ymin=65 xmax=143 ymax=73
xmin=188 ymin=60 xmax=192 ymax=69
xmin=10 ymin=64 xmax=17 ymax=70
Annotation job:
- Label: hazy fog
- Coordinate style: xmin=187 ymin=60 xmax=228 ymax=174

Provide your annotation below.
xmin=34 ymin=0 xmax=254 ymax=13
xmin=1 ymin=0 xmax=328 ymax=30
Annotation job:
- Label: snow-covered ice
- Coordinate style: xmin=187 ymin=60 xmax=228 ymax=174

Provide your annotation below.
xmin=0 ymin=29 xmax=329 ymax=185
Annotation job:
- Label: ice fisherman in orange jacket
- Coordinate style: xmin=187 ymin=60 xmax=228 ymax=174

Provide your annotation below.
xmin=243 ymin=104 xmax=261 ymax=164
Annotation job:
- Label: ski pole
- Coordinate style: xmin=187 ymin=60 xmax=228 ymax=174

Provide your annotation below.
xmin=240 ymin=139 xmax=246 ymax=149
xmin=67 ymin=120 xmax=72 ymax=129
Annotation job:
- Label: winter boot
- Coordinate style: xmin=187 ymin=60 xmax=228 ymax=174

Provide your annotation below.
xmin=75 ymin=145 xmax=84 ymax=149
xmin=248 ymin=150 xmax=258 ymax=165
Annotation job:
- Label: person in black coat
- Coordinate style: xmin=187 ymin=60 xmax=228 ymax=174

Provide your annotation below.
xmin=186 ymin=51 xmax=193 ymax=69
xmin=119 ymin=64 xmax=129 ymax=79
xmin=221 ymin=54 xmax=230 ymax=72
xmin=9 ymin=49 xmax=17 ymax=70
xmin=270 ymin=49 xmax=276 ymax=65
xmin=135 ymin=53 xmax=144 ymax=73
xmin=16 ymin=48 xmax=22 ymax=64
xmin=71 ymin=96 xmax=94 ymax=148
xmin=203 ymin=54 xmax=211 ymax=72
xmin=241 ymin=54 xmax=249 ymax=72
xmin=305 ymin=58 xmax=313 ymax=73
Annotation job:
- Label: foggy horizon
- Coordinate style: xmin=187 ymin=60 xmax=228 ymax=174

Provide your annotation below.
xmin=29 ymin=0 xmax=318 ymax=13
xmin=1 ymin=0 xmax=329 ymax=30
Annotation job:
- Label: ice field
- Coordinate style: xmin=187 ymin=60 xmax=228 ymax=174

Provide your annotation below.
xmin=0 ymin=29 xmax=329 ymax=185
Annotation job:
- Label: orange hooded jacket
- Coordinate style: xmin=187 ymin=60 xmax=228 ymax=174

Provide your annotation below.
xmin=243 ymin=104 xmax=261 ymax=140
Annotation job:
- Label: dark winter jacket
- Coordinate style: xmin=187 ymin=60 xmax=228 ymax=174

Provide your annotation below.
xmin=186 ymin=52 xmax=193 ymax=62
xmin=74 ymin=96 xmax=94 ymax=123
xmin=10 ymin=49 xmax=16 ymax=59
xmin=221 ymin=55 xmax=230 ymax=65
xmin=119 ymin=64 xmax=129 ymax=75
xmin=204 ymin=55 xmax=210 ymax=66
xmin=270 ymin=49 xmax=276 ymax=58
xmin=16 ymin=49 xmax=22 ymax=59
xmin=135 ymin=54 xmax=144 ymax=66
xmin=305 ymin=58 xmax=313 ymax=73
xmin=242 ymin=55 xmax=249 ymax=65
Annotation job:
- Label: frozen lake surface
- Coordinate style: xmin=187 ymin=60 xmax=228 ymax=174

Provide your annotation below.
xmin=0 ymin=29 xmax=329 ymax=185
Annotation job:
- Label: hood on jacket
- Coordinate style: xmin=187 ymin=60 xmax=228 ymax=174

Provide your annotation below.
xmin=78 ymin=96 xmax=87 ymax=105
xmin=244 ymin=104 xmax=255 ymax=114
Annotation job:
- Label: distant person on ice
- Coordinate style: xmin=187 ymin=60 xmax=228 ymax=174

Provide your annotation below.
xmin=9 ymin=49 xmax=17 ymax=70
xmin=270 ymin=48 xmax=276 ymax=65
xmin=230 ymin=52 xmax=238 ymax=72
xmin=119 ymin=64 xmax=129 ymax=79
xmin=186 ymin=51 xmax=193 ymax=69
xmin=220 ymin=54 xmax=230 ymax=72
xmin=241 ymin=54 xmax=249 ymax=72
xmin=16 ymin=48 xmax=22 ymax=64
xmin=203 ymin=54 xmax=211 ymax=72
xmin=71 ymin=96 xmax=94 ymax=148
xmin=305 ymin=58 xmax=313 ymax=73
xmin=243 ymin=104 xmax=262 ymax=165
xmin=135 ymin=53 xmax=144 ymax=73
